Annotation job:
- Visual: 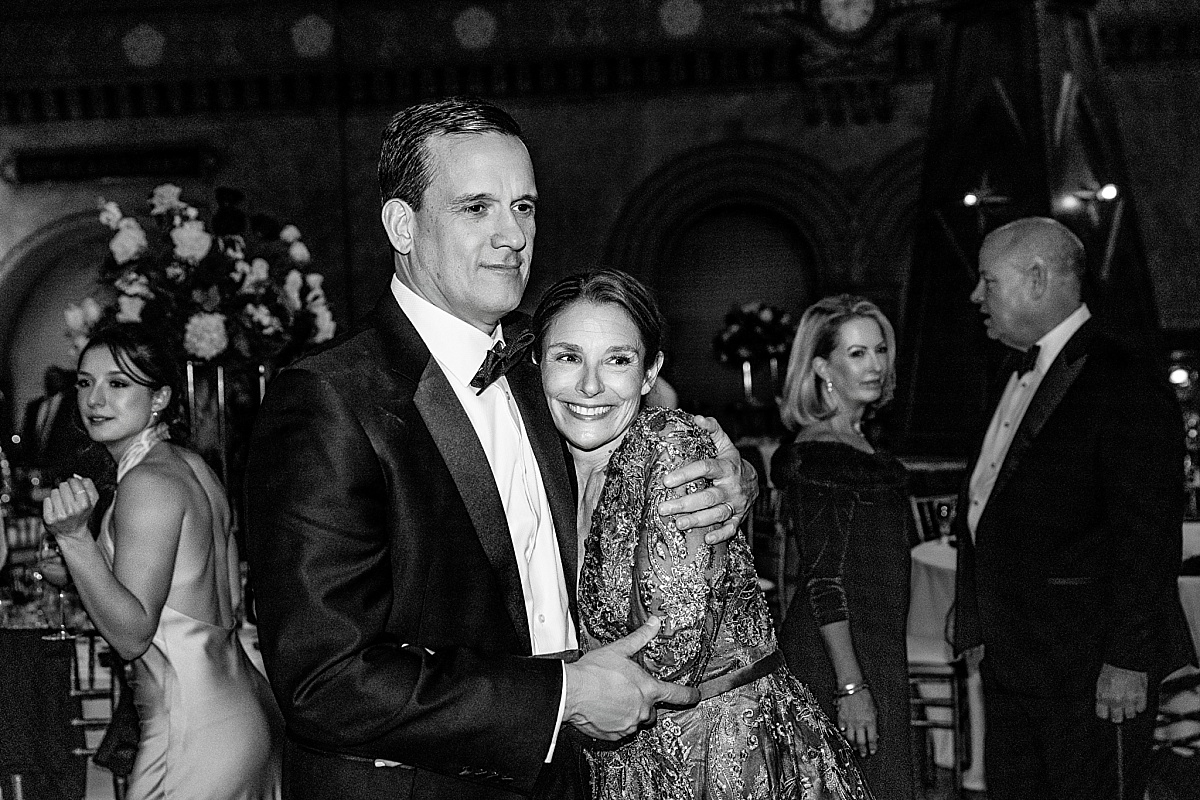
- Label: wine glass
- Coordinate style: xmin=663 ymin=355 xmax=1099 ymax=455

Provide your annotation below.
xmin=35 ymin=535 xmax=76 ymax=641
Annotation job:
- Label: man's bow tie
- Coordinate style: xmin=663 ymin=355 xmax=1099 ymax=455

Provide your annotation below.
xmin=470 ymin=331 xmax=535 ymax=395
xmin=1016 ymin=345 xmax=1041 ymax=377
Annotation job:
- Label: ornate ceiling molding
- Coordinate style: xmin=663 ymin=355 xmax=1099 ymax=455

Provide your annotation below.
xmin=0 ymin=6 xmax=1193 ymax=128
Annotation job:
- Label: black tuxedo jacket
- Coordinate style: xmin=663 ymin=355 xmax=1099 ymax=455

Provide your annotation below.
xmin=245 ymin=296 xmax=584 ymax=799
xmin=20 ymin=388 xmax=96 ymax=482
xmin=953 ymin=319 xmax=1193 ymax=696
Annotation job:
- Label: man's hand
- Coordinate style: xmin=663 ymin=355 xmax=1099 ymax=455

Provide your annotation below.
xmin=658 ymin=415 xmax=758 ymax=545
xmin=563 ymin=617 xmax=699 ymax=741
xmin=1095 ymin=663 xmax=1148 ymax=723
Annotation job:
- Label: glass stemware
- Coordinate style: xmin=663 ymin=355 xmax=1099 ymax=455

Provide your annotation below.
xmin=36 ymin=535 xmax=76 ymax=641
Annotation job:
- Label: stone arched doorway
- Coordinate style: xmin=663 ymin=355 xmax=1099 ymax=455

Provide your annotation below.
xmin=603 ymin=141 xmax=851 ymax=421
xmin=0 ymin=211 xmax=109 ymax=439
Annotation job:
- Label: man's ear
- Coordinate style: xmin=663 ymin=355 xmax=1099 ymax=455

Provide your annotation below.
xmin=381 ymin=198 xmax=415 ymax=256
xmin=1027 ymin=258 xmax=1048 ymax=299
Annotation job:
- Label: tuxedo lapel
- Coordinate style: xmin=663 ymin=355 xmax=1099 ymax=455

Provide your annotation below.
xmin=375 ymin=298 xmax=533 ymax=652
xmin=506 ymin=359 xmax=579 ymax=616
xmin=990 ymin=321 xmax=1093 ymax=502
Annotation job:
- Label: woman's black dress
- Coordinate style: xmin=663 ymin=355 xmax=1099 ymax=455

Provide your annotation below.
xmin=772 ymin=440 xmax=913 ymax=800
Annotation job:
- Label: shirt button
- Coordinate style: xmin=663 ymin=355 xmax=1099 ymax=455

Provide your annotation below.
xmin=537 ymin=614 xmax=546 ymax=623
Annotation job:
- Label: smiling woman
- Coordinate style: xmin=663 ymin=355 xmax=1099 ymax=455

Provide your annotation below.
xmin=530 ymin=270 xmax=875 ymax=800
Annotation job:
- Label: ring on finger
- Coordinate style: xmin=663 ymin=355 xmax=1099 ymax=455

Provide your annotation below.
xmin=719 ymin=501 xmax=734 ymax=521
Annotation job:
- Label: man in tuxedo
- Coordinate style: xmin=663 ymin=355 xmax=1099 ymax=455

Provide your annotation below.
xmin=952 ymin=216 xmax=1192 ymax=799
xmin=19 ymin=366 xmax=87 ymax=483
xmin=245 ymin=97 xmax=754 ymax=800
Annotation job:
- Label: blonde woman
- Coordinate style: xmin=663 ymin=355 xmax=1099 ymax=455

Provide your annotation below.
xmin=771 ymin=295 xmax=913 ymax=798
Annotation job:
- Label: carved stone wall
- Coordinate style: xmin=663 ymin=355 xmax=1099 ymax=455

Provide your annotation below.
xmin=0 ymin=0 xmax=1196 ymax=433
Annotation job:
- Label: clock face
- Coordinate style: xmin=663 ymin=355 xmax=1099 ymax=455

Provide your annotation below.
xmin=819 ymin=0 xmax=877 ymax=38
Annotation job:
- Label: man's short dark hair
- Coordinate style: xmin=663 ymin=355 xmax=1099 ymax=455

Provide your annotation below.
xmin=377 ymin=97 xmax=523 ymax=210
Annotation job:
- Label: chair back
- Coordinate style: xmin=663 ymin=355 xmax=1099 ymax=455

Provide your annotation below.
xmin=910 ymin=494 xmax=958 ymax=544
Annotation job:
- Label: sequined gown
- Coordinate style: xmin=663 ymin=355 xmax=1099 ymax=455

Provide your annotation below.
xmin=578 ymin=408 xmax=874 ymax=800
xmin=99 ymin=426 xmax=283 ymax=800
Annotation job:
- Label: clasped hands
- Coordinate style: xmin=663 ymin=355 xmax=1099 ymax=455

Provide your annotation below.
xmin=656 ymin=415 xmax=757 ymax=545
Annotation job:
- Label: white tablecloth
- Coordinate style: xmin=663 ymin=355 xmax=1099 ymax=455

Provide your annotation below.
xmin=907 ymin=539 xmax=986 ymax=790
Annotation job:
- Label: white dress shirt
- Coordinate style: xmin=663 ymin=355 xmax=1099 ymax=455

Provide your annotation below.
xmin=967 ymin=303 xmax=1091 ymax=538
xmin=390 ymin=277 xmax=574 ymax=758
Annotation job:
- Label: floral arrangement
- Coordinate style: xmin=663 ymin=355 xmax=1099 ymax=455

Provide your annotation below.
xmin=712 ymin=301 xmax=797 ymax=364
xmin=65 ymin=184 xmax=336 ymax=369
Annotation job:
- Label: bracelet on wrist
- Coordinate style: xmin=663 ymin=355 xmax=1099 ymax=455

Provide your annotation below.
xmin=833 ymin=681 xmax=870 ymax=699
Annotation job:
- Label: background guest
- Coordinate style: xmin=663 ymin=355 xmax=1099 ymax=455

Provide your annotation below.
xmin=953 ymin=216 xmax=1193 ymax=800
xmin=772 ymin=294 xmax=913 ymax=798
xmin=40 ymin=323 xmax=282 ymax=800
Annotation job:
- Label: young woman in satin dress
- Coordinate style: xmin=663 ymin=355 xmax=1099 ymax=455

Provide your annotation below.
xmin=41 ymin=323 xmax=282 ymax=800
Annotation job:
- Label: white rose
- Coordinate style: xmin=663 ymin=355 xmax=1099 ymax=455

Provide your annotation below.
xmin=311 ymin=304 xmax=336 ymax=343
xmin=81 ymin=297 xmax=103 ymax=324
xmin=150 ymin=184 xmax=185 ymax=215
xmin=183 ymin=312 xmax=228 ymax=360
xmin=115 ymin=272 xmax=153 ymax=299
xmin=64 ymin=304 xmax=86 ymax=333
xmin=250 ymin=258 xmax=270 ymax=285
xmin=244 ymin=303 xmax=283 ymax=335
xmin=109 ymin=220 xmax=147 ymax=264
xmin=283 ymin=269 xmax=303 ymax=311
xmin=171 ymin=220 xmax=213 ymax=264
xmin=116 ymin=295 xmax=145 ymax=323
xmin=289 ymin=241 xmax=311 ymax=263
xmin=279 ymin=224 xmax=302 ymax=243
xmin=98 ymin=201 xmax=123 ymax=230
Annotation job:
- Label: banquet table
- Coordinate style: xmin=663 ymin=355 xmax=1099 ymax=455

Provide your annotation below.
xmin=906 ymin=522 xmax=1200 ymax=789
xmin=907 ymin=538 xmax=987 ymax=791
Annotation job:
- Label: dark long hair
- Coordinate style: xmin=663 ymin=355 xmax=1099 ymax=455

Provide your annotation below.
xmin=78 ymin=322 xmax=189 ymax=443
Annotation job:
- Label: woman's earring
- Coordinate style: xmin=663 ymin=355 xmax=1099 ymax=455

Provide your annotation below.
xmin=826 ymin=380 xmax=834 ymax=394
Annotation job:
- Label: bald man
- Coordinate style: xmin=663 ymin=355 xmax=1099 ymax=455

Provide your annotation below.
xmin=951 ymin=217 xmax=1192 ymax=799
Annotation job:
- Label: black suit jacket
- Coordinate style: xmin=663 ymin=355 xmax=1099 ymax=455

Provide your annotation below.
xmin=953 ymin=319 xmax=1193 ymax=696
xmin=20 ymin=389 xmax=97 ymax=482
xmin=245 ymin=296 xmax=583 ymax=799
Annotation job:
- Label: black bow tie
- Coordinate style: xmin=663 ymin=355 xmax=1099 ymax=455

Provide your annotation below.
xmin=1016 ymin=345 xmax=1041 ymax=377
xmin=470 ymin=331 xmax=535 ymax=395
